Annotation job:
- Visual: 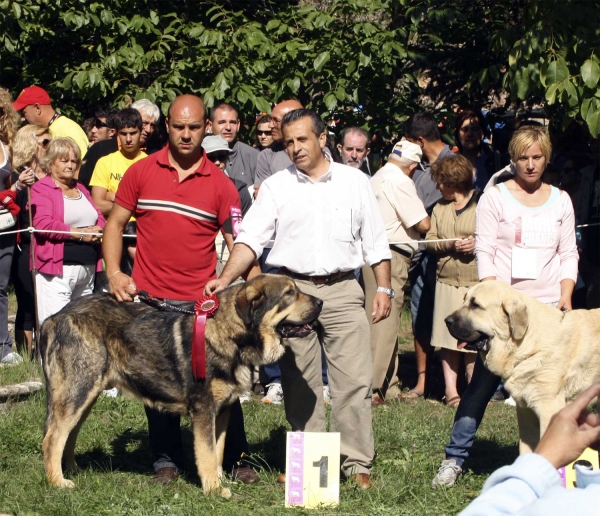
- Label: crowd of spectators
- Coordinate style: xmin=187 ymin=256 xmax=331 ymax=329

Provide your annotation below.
xmin=1 ymin=84 xmax=599 ymax=497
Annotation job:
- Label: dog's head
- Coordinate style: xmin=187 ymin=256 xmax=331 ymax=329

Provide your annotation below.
xmin=444 ymin=281 xmax=529 ymax=354
xmin=234 ymin=274 xmax=323 ymax=339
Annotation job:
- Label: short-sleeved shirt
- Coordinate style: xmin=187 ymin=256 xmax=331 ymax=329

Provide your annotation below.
xmin=49 ymin=115 xmax=89 ymax=159
xmin=115 ymin=145 xmax=241 ymax=300
xmin=89 ymin=150 xmax=147 ymax=193
xmin=370 ymin=161 xmax=428 ymax=254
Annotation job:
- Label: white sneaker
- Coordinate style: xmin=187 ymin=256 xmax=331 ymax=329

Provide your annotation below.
xmin=102 ymin=387 xmax=119 ymax=398
xmin=262 ymin=383 xmax=284 ymax=405
xmin=1 ymin=351 xmax=23 ymax=365
xmin=239 ymin=391 xmax=252 ymax=404
xmin=504 ymin=396 xmax=516 ymax=406
xmin=323 ymin=385 xmax=331 ymax=405
xmin=431 ymin=459 xmax=462 ymax=489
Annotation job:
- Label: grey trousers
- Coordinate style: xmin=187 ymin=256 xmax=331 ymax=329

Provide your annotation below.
xmin=279 ymin=277 xmax=374 ymax=477
xmin=0 ymin=233 xmax=15 ymax=359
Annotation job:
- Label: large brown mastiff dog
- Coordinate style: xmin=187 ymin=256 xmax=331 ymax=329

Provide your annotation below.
xmin=40 ymin=274 xmax=322 ymax=496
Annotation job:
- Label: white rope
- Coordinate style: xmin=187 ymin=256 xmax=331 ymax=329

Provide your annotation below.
xmin=388 ymin=238 xmax=461 ymax=246
xmin=575 ymin=222 xmax=600 ymax=228
xmin=0 ymin=227 xmax=137 ymax=238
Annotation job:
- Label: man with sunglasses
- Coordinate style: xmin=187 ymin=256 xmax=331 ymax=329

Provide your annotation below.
xmin=89 ymin=109 xmax=117 ymax=145
xmin=207 ymin=102 xmax=258 ymax=188
xmin=12 ymin=85 xmax=88 ymax=159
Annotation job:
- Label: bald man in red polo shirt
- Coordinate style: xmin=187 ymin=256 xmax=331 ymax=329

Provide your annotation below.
xmin=102 ymin=94 xmax=258 ymax=486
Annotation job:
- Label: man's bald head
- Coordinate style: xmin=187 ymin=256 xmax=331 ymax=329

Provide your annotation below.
xmin=269 ymin=99 xmax=303 ymax=142
xmin=167 ymin=94 xmax=206 ymax=120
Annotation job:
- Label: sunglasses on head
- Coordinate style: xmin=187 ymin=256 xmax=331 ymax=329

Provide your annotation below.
xmin=208 ymin=152 xmax=229 ymax=163
xmin=38 ymin=138 xmax=51 ymax=149
xmin=257 ymin=130 xmax=272 ymax=136
xmin=93 ymin=118 xmax=109 ymax=128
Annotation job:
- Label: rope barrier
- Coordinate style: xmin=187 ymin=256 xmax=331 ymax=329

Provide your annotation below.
xmin=0 ymin=221 xmax=598 ymax=242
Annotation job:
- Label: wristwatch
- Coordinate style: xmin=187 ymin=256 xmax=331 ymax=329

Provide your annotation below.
xmin=376 ymin=286 xmax=395 ymax=299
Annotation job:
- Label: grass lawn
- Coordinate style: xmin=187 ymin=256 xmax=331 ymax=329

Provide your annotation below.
xmin=0 ymin=304 xmax=520 ymax=515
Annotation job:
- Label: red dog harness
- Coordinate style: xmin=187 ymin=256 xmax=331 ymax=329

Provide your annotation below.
xmin=192 ymin=295 xmax=219 ymax=380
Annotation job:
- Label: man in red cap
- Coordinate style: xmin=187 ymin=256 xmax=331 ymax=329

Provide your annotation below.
xmin=13 ymin=86 xmax=88 ymax=159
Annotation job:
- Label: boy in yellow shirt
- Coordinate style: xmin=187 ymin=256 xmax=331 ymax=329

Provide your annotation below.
xmin=90 ymin=108 xmax=147 ymax=217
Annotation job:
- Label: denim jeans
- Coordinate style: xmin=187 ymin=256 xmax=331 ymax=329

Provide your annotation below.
xmin=0 ymin=233 xmax=15 ymax=359
xmin=444 ymin=353 xmax=501 ymax=467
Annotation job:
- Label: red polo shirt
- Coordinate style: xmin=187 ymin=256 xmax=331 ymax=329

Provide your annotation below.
xmin=115 ymin=145 xmax=241 ymax=300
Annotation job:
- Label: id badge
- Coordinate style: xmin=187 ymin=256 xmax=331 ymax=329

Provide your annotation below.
xmin=511 ymin=247 xmax=537 ymax=279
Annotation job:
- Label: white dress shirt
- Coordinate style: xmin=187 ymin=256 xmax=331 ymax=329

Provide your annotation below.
xmin=235 ymin=159 xmax=391 ymax=275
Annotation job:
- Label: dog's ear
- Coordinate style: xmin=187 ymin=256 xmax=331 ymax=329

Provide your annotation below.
xmin=502 ymin=295 xmax=528 ymax=341
xmin=235 ymin=282 xmax=266 ymax=326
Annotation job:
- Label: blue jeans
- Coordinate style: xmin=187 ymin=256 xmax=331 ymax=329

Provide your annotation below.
xmin=0 ymin=233 xmax=15 ymax=359
xmin=444 ymin=353 xmax=501 ymax=467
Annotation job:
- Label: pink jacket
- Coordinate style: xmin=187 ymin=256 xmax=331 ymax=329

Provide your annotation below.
xmin=30 ymin=175 xmax=105 ymax=275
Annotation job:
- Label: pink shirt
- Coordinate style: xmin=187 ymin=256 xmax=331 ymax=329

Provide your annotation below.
xmin=475 ymin=184 xmax=578 ymax=303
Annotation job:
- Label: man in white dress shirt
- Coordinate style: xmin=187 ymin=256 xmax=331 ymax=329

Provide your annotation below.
xmin=205 ymin=109 xmax=392 ymax=489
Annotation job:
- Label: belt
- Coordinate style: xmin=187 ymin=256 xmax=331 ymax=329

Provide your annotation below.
xmin=390 ymin=244 xmax=413 ymax=260
xmin=280 ymin=268 xmax=354 ymax=285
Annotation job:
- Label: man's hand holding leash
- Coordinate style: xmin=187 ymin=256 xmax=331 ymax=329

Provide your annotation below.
xmin=108 ymin=270 xmax=137 ymax=302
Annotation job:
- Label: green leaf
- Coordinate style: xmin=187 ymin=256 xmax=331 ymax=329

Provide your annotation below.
xmin=544 ymin=58 xmax=569 ymax=87
xmin=255 ymin=96 xmax=271 ymax=113
xmin=324 ymin=92 xmax=337 ymax=111
xmin=545 ymin=82 xmax=561 ymax=104
xmin=581 ymin=58 xmax=600 ymax=89
xmin=586 ymin=107 xmax=600 ymax=138
xmin=314 ymin=51 xmax=330 ymax=72
xmin=346 ymin=60 xmax=357 ymax=76
xmin=12 ymin=2 xmax=21 ymax=18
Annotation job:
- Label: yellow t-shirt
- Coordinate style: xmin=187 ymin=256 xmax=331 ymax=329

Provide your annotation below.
xmin=49 ymin=115 xmax=89 ymax=159
xmin=89 ymin=150 xmax=147 ymax=193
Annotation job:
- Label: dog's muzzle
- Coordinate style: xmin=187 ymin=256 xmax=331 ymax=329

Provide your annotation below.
xmin=445 ymin=314 xmax=491 ymax=352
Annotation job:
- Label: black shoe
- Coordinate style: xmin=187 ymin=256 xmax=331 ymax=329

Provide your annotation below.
xmin=491 ymin=389 xmax=506 ymax=402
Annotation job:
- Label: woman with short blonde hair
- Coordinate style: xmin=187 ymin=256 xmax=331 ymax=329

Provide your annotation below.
xmin=30 ymin=138 xmax=105 ymax=325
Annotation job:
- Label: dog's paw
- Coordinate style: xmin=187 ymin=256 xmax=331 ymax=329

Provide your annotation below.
xmin=57 ymin=479 xmax=75 ymax=489
xmin=220 ymin=487 xmax=232 ymax=499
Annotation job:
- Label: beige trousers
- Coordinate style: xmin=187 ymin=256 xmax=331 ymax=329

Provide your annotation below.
xmin=362 ymin=249 xmax=411 ymax=396
xmin=279 ymin=277 xmax=374 ymax=477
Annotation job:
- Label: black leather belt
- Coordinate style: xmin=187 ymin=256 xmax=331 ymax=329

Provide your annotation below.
xmin=280 ymin=268 xmax=354 ymax=285
xmin=390 ymin=244 xmax=413 ymax=259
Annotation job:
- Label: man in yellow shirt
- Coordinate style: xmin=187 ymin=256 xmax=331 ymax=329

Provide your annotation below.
xmin=90 ymin=108 xmax=147 ymax=217
xmin=13 ymin=85 xmax=88 ymax=159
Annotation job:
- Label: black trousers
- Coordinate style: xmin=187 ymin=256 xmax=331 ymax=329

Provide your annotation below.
xmin=145 ymin=400 xmax=248 ymax=472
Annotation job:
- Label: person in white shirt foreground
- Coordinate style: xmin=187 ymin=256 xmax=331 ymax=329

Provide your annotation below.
xmin=460 ymin=382 xmax=600 ymax=516
xmin=205 ymin=109 xmax=393 ymax=489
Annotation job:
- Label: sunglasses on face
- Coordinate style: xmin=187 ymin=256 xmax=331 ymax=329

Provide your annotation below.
xmin=257 ymin=130 xmax=272 ymax=136
xmin=38 ymin=138 xmax=51 ymax=149
xmin=208 ymin=152 xmax=229 ymax=163
xmin=93 ymin=118 xmax=109 ymax=128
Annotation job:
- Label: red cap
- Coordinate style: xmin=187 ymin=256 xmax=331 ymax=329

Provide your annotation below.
xmin=12 ymin=86 xmax=51 ymax=111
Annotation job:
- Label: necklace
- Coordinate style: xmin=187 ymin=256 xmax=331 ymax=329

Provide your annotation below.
xmin=47 ymin=112 xmax=61 ymax=126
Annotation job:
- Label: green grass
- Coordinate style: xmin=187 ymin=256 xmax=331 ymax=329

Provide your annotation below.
xmin=0 ymin=306 xmax=520 ymax=516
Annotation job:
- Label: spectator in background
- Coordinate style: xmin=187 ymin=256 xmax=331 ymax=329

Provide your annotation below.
xmin=454 ymin=109 xmax=505 ymax=191
xmin=78 ymin=108 xmax=119 ymax=188
xmin=337 ymin=127 xmax=371 ymax=175
xmin=90 ymin=108 xmax=147 ymax=217
xmin=0 ymin=87 xmax=21 ymax=364
xmin=88 ymin=109 xmax=118 ymax=146
xmin=255 ymin=115 xmax=274 ymax=149
xmin=9 ymin=124 xmax=50 ymax=356
xmin=208 ymin=102 xmax=259 ymax=187
xmin=402 ymin=112 xmax=453 ymax=399
xmin=31 ymin=138 xmax=105 ymax=326
xmin=131 ymin=99 xmax=164 ymax=154
xmin=12 ymin=86 xmax=88 ymax=160
xmin=425 ymin=155 xmax=480 ymax=408
xmin=364 ymin=140 xmax=430 ymax=406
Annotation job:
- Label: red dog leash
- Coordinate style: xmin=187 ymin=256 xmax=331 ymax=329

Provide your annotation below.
xmin=192 ymin=295 xmax=219 ymax=380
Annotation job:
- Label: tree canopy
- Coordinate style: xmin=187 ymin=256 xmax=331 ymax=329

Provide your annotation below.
xmin=1 ymin=0 xmax=599 ymax=137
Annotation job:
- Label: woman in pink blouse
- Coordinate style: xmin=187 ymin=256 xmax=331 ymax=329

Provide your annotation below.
xmin=475 ymin=126 xmax=578 ymax=307
xmin=431 ymin=126 xmax=579 ymax=490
